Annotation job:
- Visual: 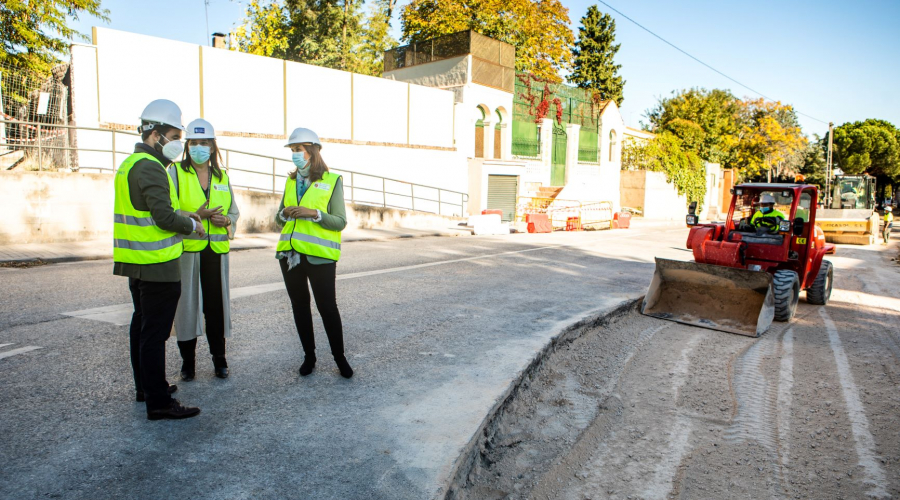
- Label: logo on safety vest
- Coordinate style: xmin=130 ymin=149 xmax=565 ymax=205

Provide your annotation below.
xmin=313 ymin=182 xmax=330 ymax=191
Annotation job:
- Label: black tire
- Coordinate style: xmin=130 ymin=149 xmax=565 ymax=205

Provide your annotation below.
xmin=773 ymin=269 xmax=800 ymax=322
xmin=806 ymin=260 xmax=833 ymax=305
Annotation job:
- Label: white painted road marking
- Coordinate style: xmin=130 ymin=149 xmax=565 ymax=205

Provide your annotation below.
xmin=63 ymin=229 xmax=682 ymax=326
xmin=820 ymin=308 xmax=889 ymax=498
xmin=0 ymin=345 xmax=44 ymax=360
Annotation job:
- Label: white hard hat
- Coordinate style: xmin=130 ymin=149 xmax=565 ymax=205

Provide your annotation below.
xmin=285 ymin=127 xmax=322 ymax=148
xmin=886 ymin=207 xmax=893 ymax=212
xmin=139 ymin=99 xmax=184 ymax=131
xmin=760 ymin=194 xmax=776 ymax=204
xmin=186 ymin=118 xmax=215 ymax=139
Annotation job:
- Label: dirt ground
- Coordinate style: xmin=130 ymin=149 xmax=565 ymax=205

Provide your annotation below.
xmin=449 ymin=241 xmax=900 ymax=500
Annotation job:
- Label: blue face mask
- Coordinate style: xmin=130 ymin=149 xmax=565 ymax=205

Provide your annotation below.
xmin=189 ymin=145 xmax=211 ymax=165
xmin=292 ymin=152 xmax=310 ymax=177
xmin=761 ymin=206 xmax=773 ymax=214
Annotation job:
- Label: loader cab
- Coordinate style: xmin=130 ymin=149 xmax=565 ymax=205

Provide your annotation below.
xmin=724 ymin=184 xmax=811 ymax=267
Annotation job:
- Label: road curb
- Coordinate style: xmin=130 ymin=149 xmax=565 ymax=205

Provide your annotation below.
xmin=438 ymin=296 xmax=643 ymax=500
xmin=0 ymin=230 xmax=473 ymax=265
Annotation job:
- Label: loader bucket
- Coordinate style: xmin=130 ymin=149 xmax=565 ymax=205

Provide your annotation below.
xmin=641 ymin=258 xmax=775 ymax=337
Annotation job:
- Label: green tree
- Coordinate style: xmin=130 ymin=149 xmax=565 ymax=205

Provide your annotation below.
xmin=622 ymin=131 xmax=707 ymax=207
xmin=731 ymin=98 xmax=806 ymax=178
xmin=829 ymin=119 xmax=900 ymax=181
xmin=1 ymin=0 xmax=109 ymax=74
xmin=233 ymin=0 xmax=364 ymax=72
xmin=799 ymin=135 xmax=827 ymax=189
xmin=646 ymin=88 xmax=740 ymax=166
xmin=569 ymin=5 xmax=624 ymax=106
xmin=399 ymin=0 xmax=574 ymax=82
xmin=355 ymin=0 xmax=397 ymax=76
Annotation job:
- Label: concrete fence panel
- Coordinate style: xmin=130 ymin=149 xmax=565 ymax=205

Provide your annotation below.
xmin=352 ymin=74 xmax=407 ymax=144
xmin=285 ymin=62 xmax=352 ymax=141
xmin=201 ymin=47 xmax=284 ymax=135
xmin=408 ymin=84 xmax=454 ymax=148
xmin=94 ymin=28 xmax=201 ymax=127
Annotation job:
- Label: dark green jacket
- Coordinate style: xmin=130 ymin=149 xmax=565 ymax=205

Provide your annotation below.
xmin=113 ymin=143 xmax=196 ymax=282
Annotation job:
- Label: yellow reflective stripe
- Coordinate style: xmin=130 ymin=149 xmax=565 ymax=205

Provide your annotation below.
xmin=113 ymin=214 xmax=156 ymax=226
xmin=290 ymin=232 xmax=341 ymax=250
xmin=114 ymin=235 xmax=183 ymax=251
xmin=185 ymin=233 xmax=228 ymax=241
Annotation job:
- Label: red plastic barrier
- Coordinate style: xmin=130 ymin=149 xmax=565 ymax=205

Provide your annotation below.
xmin=613 ymin=212 xmax=632 ymax=229
xmin=526 ymin=213 xmax=552 ymax=233
xmin=566 ymin=216 xmax=582 ymax=231
xmin=482 ymin=209 xmax=503 ymax=216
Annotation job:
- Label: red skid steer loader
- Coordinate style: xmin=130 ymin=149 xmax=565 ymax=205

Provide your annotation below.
xmin=641 ymin=184 xmax=836 ymax=337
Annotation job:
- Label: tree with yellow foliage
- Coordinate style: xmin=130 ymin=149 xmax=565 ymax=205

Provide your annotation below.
xmin=400 ymin=0 xmax=574 ymax=82
xmin=730 ymin=98 xmax=806 ymax=179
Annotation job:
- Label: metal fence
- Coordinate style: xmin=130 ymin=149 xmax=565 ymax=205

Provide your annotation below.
xmin=0 ymin=118 xmax=468 ymax=217
xmin=0 ymin=63 xmax=70 ymax=170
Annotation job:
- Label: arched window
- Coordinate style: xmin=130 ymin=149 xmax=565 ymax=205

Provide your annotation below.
xmin=474 ymin=106 xmax=486 ymax=158
xmin=609 ymin=130 xmax=618 ymax=162
xmin=494 ymin=109 xmax=503 ymax=159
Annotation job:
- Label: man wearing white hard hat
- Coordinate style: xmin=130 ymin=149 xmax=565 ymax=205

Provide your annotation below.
xmin=750 ymin=193 xmax=787 ymax=234
xmin=168 ymin=118 xmax=240 ymax=381
xmin=275 ymin=127 xmax=353 ymax=378
xmin=113 ymin=99 xmax=203 ymax=420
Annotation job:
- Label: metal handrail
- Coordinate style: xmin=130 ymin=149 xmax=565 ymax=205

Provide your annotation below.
xmin=0 ymin=117 xmax=468 ymax=217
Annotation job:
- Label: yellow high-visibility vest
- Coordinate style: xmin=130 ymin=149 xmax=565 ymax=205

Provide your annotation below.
xmin=173 ymin=163 xmax=232 ymax=253
xmin=113 ymin=153 xmax=183 ymax=264
xmin=276 ymin=171 xmax=342 ymax=261
xmin=750 ymin=208 xmax=787 ymax=232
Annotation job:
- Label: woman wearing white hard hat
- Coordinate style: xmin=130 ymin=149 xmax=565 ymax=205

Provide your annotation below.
xmin=168 ymin=118 xmax=240 ymax=380
xmin=275 ymin=127 xmax=352 ymax=378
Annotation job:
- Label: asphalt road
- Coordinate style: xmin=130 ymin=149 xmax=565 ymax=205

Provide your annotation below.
xmin=0 ymin=224 xmax=691 ymax=500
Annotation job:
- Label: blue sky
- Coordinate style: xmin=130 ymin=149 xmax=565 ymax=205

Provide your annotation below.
xmin=68 ymin=0 xmax=900 ymax=137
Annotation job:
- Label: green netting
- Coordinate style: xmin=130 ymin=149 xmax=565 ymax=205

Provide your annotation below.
xmin=512 ymin=120 xmax=540 ymax=158
xmin=578 ymin=127 xmax=599 ymax=163
xmin=512 ymin=74 xmax=600 ymax=129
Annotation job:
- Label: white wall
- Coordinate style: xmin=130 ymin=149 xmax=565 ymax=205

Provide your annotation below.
xmin=93 ymin=28 xmax=201 ymax=126
xmin=285 ymin=62 xmax=351 ymax=140
xmin=82 ymin=27 xmax=454 ymax=150
xmin=201 ymin=47 xmax=284 ymax=135
xmin=352 ymin=73 xmax=408 ymax=144
xmin=409 ymin=84 xmax=454 ymax=148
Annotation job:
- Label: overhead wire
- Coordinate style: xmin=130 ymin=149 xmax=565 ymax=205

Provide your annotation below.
xmin=595 ymin=0 xmax=829 ymax=125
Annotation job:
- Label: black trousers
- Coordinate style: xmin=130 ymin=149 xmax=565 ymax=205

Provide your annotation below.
xmin=199 ymin=245 xmax=225 ymax=356
xmin=129 ymin=278 xmax=180 ymax=411
xmin=279 ymin=255 xmax=344 ymax=358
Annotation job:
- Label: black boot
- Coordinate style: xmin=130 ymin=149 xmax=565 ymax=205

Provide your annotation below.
xmin=334 ymin=355 xmax=354 ymax=379
xmin=212 ymin=355 xmax=229 ymax=379
xmin=299 ymin=354 xmax=316 ymax=376
xmin=178 ymin=339 xmax=197 ymax=382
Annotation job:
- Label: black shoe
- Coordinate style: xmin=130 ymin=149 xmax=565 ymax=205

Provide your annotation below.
xmin=212 ymin=355 xmax=229 ymax=379
xmin=178 ymin=340 xmax=197 ymax=382
xmin=335 ymin=356 xmax=354 ymax=379
xmin=147 ymin=399 xmax=201 ymax=420
xmin=136 ymin=384 xmax=177 ymax=402
xmin=181 ymin=368 xmax=195 ymax=382
xmin=299 ymin=356 xmax=316 ymax=376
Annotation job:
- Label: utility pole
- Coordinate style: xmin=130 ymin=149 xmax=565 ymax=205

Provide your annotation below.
xmin=825 ymin=121 xmax=834 ymax=207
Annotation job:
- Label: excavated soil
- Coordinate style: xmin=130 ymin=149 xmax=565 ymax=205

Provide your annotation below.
xmin=447 ymin=287 xmax=900 ymax=499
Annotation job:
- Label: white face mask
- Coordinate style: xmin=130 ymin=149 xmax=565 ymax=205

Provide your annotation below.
xmin=158 ymin=135 xmax=184 ymax=161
